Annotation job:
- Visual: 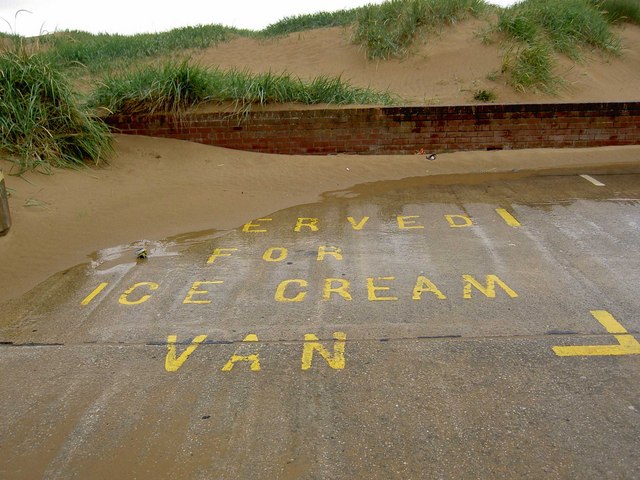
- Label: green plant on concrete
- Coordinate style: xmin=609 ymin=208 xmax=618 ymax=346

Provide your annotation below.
xmin=89 ymin=61 xmax=397 ymax=116
xmin=353 ymin=0 xmax=486 ymax=59
xmin=0 ymin=47 xmax=112 ymax=173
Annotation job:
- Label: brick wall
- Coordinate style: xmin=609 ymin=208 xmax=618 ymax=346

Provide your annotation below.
xmin=105 ymin=102 xmax=640 ymax=155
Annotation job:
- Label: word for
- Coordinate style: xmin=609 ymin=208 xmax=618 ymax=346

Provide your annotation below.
xmin=207 ymin=245 xmax=348 ymax=264
xmin=81 ymin=274 xmax=519 ymax=306
xmin=165 ymin=332 xmax=346 ymax=372
xmin=241 ymin=209 xmax=522 ymax=234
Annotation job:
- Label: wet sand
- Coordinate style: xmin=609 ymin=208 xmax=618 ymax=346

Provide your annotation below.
xmin=1 ymin=135 xmax=639 ymax=304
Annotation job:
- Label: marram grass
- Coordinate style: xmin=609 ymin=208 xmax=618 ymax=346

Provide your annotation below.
xmin=496 ymin=0 xmax=622 ymax=92
xmin=89 ymin=62 xmax=397 ymax=116
xmin=41 ymin=10 xmax=361 ymax=74
xmin=0 ymin=48 xmax=112 ymax=173
xmin=594 ymin=0 xmax=640 ymax=24
xmin=259 ymin=9 xmax=361 ymax=37
xmin=41 ymin=25 xmax=250 ymax=74
xmin=353 ymin=0 xmax=487 ymax=59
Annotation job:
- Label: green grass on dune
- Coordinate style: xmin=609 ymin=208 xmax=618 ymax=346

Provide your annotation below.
xmin=41 ymin=24 xmax=250 ymax=74
xmin=352 ymin=0 xmax=487 ymax=59
xmin=6 ymin=0 xmax=635 ymax=88
xmin=39 ymin=11 xmax=353 ymax=75
xmin=259 ymin=9 xmax=361 ymax=37
xmin=496 ymin=0 xmax=623 ymax=92
xmin=502 ymin=41 xmax=558 ymax=93
xmin=89 ymin=61 xmax=397 ymax=116
xmin=39 ymin=8 xmax=365 ymax=74
xmin=498 ymin=0 xmax=620 ymax=58
xmin=594 ymin=0 xmax=640 ymax=24
xmin=0 ymin=47 xmax=112 ymax=173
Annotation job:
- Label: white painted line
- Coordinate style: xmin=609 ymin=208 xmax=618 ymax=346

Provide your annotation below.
xmin=580 ymin=174 xmax=605 ymax=187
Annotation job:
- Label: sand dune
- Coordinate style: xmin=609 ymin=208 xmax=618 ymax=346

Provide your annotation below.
xmin=190 ymin=20 xmax=640 ymax=105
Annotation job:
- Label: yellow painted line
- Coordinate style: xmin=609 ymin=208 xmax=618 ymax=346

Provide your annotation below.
xmin=580 ymin=174 xmax=605 ymax=187
xmin=81 ymin=282 xmax=109 ymax=305
xmin=553 ymin=310 xmax=640 ymax=357
xmin=592 ymin=310 xmax=629 ymax=334
xmin=496 ymin=208 xmax=521 ymax=227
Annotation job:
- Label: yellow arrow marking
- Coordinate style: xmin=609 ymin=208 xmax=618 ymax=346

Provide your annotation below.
xmin=553 ymin=310 xmax=640 ymax=357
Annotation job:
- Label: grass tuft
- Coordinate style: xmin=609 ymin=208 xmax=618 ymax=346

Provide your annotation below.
xmin=89 ymin=61 xmax=396 ymax=116
xmin=39 ymin=10 xmax=367 ymax=75
xmin=496 ymin=0 xmax=622 ymax=91
xmin=259 ymin=9 xmax=360 ymax=37
xmin=90 ymin=61 xmax=214 ymax=115
xmin=503 ymin=41 xmax=560 ymax=92
xmin=353 ymin=0 xmax=487 ymax=59
xmin=594 ymin=0 xmax=640 ymax=24
xmin=473 ymin=88 xmax=496 ymax=102
xmin=0 ymin=47 xmax=112 ymax=173
xmin=41 ymin=25 xmax=250 ymax=74
xmin=36 ymin=9 xmax=363 ymax=75
xmin=498 ymin=0 xmax=620 ymax=59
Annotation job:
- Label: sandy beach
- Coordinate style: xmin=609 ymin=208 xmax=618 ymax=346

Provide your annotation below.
xmin=1 ymin=18 xmax=640 ymax=303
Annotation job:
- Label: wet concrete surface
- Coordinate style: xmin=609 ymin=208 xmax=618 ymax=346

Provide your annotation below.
xmin=1 ymin=172 xmax=640 ymax=479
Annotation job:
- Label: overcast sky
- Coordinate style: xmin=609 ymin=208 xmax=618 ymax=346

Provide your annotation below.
xmin=1 ymin=0 xmax=517 ymax=37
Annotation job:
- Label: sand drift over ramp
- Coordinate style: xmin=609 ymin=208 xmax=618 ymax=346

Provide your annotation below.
xmin=1 ymin=173 xmax=640 ymax=478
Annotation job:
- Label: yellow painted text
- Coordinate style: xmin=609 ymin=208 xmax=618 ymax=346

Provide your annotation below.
xmin=275 ymin=279 xmax=308 ymax=302
xmin=462 ymin=274 xmax=518 ymax=299
xmin=183 ymin=281 xmax=224 ymax=304
xmin=221 ymin=334 xmax=261 ymax=371
xmin=119 ymin=282 xmax=159 ymax=306
xmin=301 ymin=332 xmax=347 ymax=370
xmin=165 ymin=334 xmax=208 ymax=372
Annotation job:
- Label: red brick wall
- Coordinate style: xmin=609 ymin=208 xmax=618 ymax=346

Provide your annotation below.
xmin=105 ymin=102 xmax=640 ymax=155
